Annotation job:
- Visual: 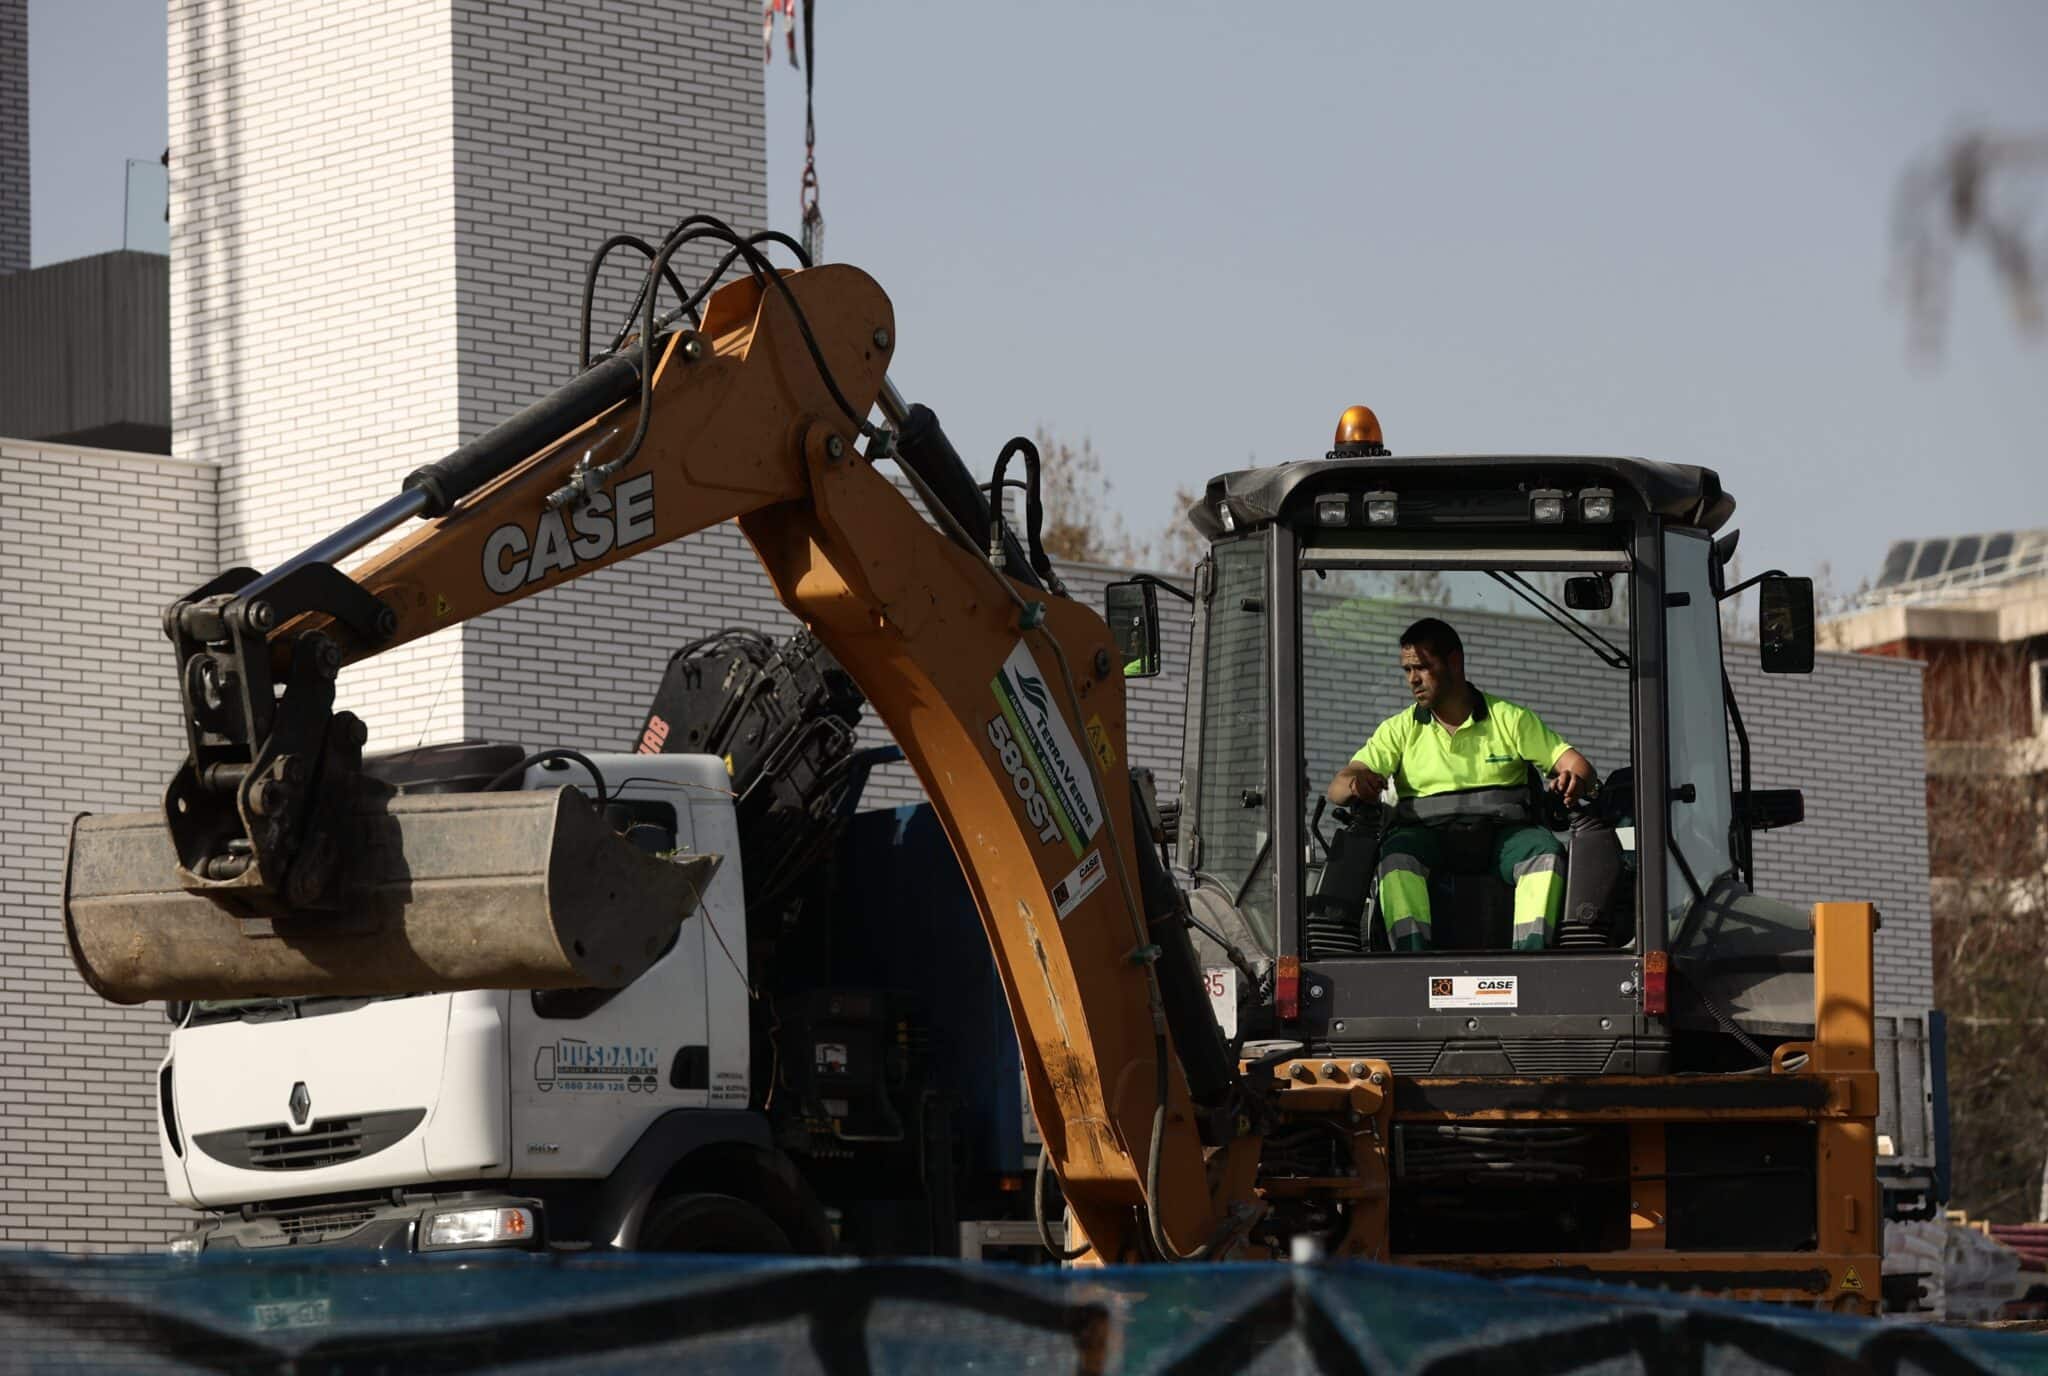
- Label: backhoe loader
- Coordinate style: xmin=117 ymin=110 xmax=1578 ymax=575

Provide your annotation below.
xmin=63 ymin=218 xmax=1879 ymax=1306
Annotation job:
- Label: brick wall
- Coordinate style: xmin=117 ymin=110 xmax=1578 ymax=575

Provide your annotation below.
xmin=0 ymin=0 xmax=25 ymax=273
xmin=0 ymin=439 xmax=217 ymax=1249
xmin=170 ymin=0 xmax=466 ymax=750
xmin=447 ymin=0 xmax=775 ymax=756
xmin=1732 ymin=649 xmax=1933 ymax=1010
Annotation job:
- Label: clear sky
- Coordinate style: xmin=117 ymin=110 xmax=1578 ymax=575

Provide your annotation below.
xmin=29 ymin=0 xmax=2048 ymax=589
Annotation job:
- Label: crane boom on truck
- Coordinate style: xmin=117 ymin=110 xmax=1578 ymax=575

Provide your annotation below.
xmin=63 ymin=219 xmax=1880 ymax=1302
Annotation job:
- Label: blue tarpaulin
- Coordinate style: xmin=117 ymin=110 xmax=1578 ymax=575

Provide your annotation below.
xmin=3 ymin=1251 xmax=2045 ymax=1374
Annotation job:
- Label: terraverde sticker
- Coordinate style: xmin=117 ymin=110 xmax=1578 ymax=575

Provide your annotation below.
xmin=990 ymin=642 xmax=1104 ymax=857
xmin=1427 ymin=975 xmax=1518 ymax=1010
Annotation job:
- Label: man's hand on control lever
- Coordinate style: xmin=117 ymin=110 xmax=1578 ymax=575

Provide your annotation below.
xmin=1548 ymin=748 xmax=1597 ymax=807
xmin=1327 ymin=762 xmax=1387 ymax=807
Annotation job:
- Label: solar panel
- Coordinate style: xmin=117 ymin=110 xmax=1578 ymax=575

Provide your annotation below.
xmin=1854 ymin=527 xmax=2048 ymax=609
xmin=1911 ymin=540 xmax=1950 ymax=581
xmin=1877 ymin=543 xmax=1915 ymax=587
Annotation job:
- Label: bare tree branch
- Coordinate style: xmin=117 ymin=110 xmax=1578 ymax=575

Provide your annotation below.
xmin=1894 ymin=130 xmax=2048 ymax=360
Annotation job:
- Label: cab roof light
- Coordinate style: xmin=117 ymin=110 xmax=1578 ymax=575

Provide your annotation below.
xmin=1529 ymin=488 xmax=1566 ymax=524
xmin=1580 ymin=487 xmax=1615 ymax=523
xmin=1315 ymin=494 xmax=1350 ymax=527
xmin=1363 ymin=489 xmax=1398 ymax=526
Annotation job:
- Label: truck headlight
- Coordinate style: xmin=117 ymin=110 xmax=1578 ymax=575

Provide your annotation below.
xmin=1579 ymin=487 xmax=1615 ymax=522
xmin=426 ymin=1206 xmax=534 ymax=1248
xmin=1529 ymin=488 xmax=1565 ymax=524
xmin=1363 ymin=490 xmax=1398 ymax=525
xmin=168 ymin=1233 xmax=203 ymax=1257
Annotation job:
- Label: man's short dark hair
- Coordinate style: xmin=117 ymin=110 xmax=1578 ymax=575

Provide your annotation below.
xmin=1400 ymin=618 xmax=1463 ymax=663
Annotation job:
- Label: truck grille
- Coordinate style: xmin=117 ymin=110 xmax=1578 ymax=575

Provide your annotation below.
xmin=275 ymin=1204 xmax=378 ymax=1244
xmin=193 ymin=1107 xmax=424 ymax=1171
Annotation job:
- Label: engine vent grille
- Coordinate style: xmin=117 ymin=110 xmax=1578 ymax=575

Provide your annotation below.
xmin=1499 ymin=1038 xmax=1618 ymax=1075
xmin=193 ymin=1107 xmax=425 ymax=1171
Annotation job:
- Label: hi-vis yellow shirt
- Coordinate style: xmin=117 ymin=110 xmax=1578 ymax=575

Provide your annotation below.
xmin=1351 ymin=689 xmax=1572 ymax=804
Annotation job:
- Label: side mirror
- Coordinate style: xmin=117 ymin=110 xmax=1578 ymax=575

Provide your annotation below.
xmin=1105 ymin=580 xmax=1161 ymax=678
xmin=1759 ymin=575 xmax=1815 ymax=674
xmin=1738 ymin=788 xmax=1804 ymax=832
xmin=1564 ymin=575 xmax=1613 ymax=611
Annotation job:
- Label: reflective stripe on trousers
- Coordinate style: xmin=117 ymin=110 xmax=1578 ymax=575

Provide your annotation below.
xmin=1376 ymin=824 xmax=1566 ymax=946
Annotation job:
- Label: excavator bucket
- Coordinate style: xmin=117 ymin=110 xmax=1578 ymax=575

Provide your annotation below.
xmin=63 ymin=787 xmax=717 ymax=1005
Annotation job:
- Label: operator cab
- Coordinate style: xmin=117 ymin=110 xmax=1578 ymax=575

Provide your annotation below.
xmin=1109 ymin=407 xmax=1817 ymax=1077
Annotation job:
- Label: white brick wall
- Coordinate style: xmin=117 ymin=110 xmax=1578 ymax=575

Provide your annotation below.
xmin=446 ymin=0 xmax=772 ymax=754
xmin=0 ymin=439 xmax=217 ymax=1250
xmin=0 ymin=0 xmax=25 ymax=273
xmin=170 ymin=0 xmax=466 ymax=751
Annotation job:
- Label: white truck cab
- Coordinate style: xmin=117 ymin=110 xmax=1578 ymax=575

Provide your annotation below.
xmin=158 ymin=748 xmax=790 ymax=1253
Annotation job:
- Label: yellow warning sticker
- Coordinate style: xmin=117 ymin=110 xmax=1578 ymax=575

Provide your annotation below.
xmin=1085 ymin=715 xmax=1117 ymax=771
xmin=1840 ymin=1266 xmax=1863 ymax=1291
xmin=435 ymin=593 xmax=451 ymax=617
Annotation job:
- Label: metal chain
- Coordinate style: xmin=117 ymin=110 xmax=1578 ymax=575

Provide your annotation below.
xmin=799 ymin=0 xmax=824 ymax=263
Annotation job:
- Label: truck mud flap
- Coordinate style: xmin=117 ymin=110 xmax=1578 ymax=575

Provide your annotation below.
xmin=63 ymin=787 xmax=718 ymax=1004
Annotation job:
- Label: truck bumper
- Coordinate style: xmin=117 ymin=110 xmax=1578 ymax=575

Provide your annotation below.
xmin=173 ymin=1191 xmax=547 ymax=1255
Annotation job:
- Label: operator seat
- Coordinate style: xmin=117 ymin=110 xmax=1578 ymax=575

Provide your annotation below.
xmin=1320 ymin=765 xmax=1633 ymax=954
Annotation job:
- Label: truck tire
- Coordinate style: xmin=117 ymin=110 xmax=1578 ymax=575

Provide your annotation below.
xmin=638 ymin=1191 xmax=793 ymax=1254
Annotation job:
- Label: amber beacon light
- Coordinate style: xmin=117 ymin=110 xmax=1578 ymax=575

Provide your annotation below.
xmin=1330 ymin=405 xmax=1388 ymax=458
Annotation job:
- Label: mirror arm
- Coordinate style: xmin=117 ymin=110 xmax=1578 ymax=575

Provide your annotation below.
xmin=1722 ymin=669 xmax=1755 ymax=889
xmin=1124 ymin=573 xmax=1196 ymax=604
xmin=1718 ymin=568 xmax=1788 ymax=602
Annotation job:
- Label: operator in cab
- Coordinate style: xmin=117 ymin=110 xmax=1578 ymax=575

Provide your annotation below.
xmin=1326 ymin=619 xmax=1597 ymax=953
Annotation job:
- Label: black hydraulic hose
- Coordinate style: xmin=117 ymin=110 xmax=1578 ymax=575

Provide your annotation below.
xmin=596 ymin=219 xmax=808 ymax=358
xmin=894 ymin=404 xmax=1044 ymax=591
xmin=1146 ymin=1034 xmax=1216 ymax=1262
xmin=579 ymin=233 xmax=694 ymax=371
xmin=985 ymin=436 xmax=1052 ymax=585
xmin=1130 ymin=781 xmax=1236 ymax=1110
xmin=1033 ymin=1145 xmax=1090 ymax=1261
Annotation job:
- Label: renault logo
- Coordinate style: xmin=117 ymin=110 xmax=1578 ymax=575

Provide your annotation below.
xmin=288 ymin=1082 xmax=311 ymax=1126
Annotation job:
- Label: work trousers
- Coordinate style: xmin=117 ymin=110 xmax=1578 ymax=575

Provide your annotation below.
xmin=1377 ymin=823 xmax=1565 ymax=951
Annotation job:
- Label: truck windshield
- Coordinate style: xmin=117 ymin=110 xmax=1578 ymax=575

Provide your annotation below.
xmin=1297 ymin=556 xmax=1636 ymax=955
xmin=187 ymin=995 xmax=396 ymax=1026
xmin=1186 ymin=535 xmax=1275 ymax=949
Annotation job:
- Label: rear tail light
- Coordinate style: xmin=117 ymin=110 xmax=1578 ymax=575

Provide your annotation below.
xmin=1276 ymin=955 xmax=1301 ymax=1021
xmin=1642 ymin=950 xmax=1669 ymax=1016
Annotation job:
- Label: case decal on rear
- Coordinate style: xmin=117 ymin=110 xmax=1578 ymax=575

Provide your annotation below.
xmin=1426 ymin=975 xmax=1518 ymax=1010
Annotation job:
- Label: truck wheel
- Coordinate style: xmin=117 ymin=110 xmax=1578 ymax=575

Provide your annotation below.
xmin=638 ymin=1191 xmax=793 ymax=1254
